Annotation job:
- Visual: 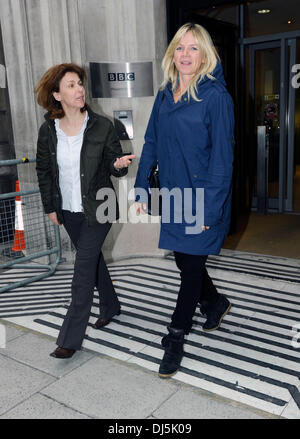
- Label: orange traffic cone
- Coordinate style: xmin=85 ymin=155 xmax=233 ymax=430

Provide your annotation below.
xmin=11 ymin=180 xmax=26 ymax=255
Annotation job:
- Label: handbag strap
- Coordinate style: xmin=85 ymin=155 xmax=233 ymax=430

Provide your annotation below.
xmin=153 ymin=91 xmax=165 ymax=170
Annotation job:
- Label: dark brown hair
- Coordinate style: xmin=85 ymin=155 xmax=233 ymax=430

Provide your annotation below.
xmin=35 ymin=63 xmax=87 ymax=119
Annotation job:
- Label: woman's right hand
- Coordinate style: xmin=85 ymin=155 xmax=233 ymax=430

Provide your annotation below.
xmin=48 ymin=212 xmax=61 ymax=226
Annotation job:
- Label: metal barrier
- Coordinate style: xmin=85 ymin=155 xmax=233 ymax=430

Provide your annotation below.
xmin=0 ymin=158 xmax=61 ymax=293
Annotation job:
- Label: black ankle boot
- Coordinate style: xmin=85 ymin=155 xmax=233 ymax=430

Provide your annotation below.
xmin=158 ymin=326 xmax=184 ymax=378
xmin=202 ymin=295 xmax=232 ymax=332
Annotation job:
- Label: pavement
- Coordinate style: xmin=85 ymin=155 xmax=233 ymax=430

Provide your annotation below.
xmin=0 ymin=320 xmax=277 ymax=421
xmin=1 ymin=250 xmax=300 ymax=421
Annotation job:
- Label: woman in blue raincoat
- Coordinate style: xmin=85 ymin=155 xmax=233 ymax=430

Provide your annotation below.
xmin=135 ymin=23 xmax=235 ymax=378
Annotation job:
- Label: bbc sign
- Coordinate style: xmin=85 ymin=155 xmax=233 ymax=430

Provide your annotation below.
xmin=108 ymin=72 xmax=135 ymax=82
xmin=90 ymin=62 xmax=153 ymax=98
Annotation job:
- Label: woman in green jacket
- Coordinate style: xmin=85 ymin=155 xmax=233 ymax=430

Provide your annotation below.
xmin=35 ymin=63 xmax=135 ymax=358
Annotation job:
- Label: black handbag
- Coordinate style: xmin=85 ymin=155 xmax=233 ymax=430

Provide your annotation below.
xmin=147 ymin=165 xmax=162 ymax=216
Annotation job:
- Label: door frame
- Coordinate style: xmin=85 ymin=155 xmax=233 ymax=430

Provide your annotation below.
xmin=166 ymin=3 xmax=300 ymax=215
xmin=246 ymin=36 xmax=297 ymax=213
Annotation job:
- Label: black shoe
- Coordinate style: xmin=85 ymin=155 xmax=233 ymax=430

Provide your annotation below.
xmin=50 ymin=347 xmax=76 ymax=359
xmin=202 ymin=295 xmax=232 ymax=332
xmin=199 ymin=295 xmax=222 ymax=317
xmin=92 ymin=308 xmax=121 ymax=329
xmin=158 ymin=326 xmax=184 ymax=378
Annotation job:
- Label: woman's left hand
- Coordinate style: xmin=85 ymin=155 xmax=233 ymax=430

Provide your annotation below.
xmin=114 ymin=154 xmax=136 ymax=170
xmin=135 ymin=202 xmax=147 ymax=215
xmin=202 ymin=226 xmax=210 ymax=231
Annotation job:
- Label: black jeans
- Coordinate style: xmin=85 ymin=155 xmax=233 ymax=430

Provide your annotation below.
xmin=171 ymin=252 xmax=220 ymax=334
xmin=56 ymin=210 xmax=120 ymax=350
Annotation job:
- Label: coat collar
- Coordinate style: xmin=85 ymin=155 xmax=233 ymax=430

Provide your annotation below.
xmin=162 ymin=83 xmax=199 ymax=111
xmin=44 ymin=105 xmax=97 ymax=125
xmin=44 ymin=105 xmax=98 ymax=134
xmin=43 ymin=105 xmax=98 ymax=152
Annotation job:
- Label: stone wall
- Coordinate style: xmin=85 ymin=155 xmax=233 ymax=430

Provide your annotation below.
xmin=0 ymin=0 xmax=168 ymax=261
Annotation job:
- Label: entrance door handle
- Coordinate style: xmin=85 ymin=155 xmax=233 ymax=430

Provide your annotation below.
xmin=257 ymin=126 xmax=268 ymax=214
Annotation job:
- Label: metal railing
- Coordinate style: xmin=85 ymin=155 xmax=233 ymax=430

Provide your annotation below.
xmin=0 ymin=158 xmax=61 ymax=293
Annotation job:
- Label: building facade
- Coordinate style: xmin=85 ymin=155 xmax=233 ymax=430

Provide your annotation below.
xmin=1 ymin=0 xmax=299 ymax=261
xmin=0 ymin=0 xmax=167 ymax=260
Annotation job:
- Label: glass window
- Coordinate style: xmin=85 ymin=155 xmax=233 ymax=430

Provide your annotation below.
xmin=293 ymin=38 xmax=300 ymax=212
xmin=246 ymin=0 xmax=300 ymax=38
xmin=192 ymin=3 xmax=238 ymax=26
xmin=0 ymin=113 xmax=9 ymax=143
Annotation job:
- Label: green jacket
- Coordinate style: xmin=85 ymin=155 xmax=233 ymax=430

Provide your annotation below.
xmin=36 ymin=108 xmax=127 ymax=226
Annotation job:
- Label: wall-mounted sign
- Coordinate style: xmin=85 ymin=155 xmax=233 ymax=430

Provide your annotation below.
xmin=89 ymin=62 xmax=153 ymax=98
xmin=264 ymin=94 xmax=279 ymax=101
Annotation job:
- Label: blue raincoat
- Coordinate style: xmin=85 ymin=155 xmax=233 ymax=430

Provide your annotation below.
xmin=134 ymin=63 xmax=235 ymax=255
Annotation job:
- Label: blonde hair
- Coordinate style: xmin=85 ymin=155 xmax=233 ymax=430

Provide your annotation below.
xmin=161 ymin=23 xmax=220 ymax=102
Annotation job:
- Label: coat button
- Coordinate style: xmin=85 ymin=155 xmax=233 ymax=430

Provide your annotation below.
xmin=81 ymin=174 xmax=84 ymax=177
xmin=194 ymin=174 xmax=198 ymax=178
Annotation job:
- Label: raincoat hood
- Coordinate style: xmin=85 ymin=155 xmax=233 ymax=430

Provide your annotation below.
xmin=201 ymin=62 xmax=227 ymax=87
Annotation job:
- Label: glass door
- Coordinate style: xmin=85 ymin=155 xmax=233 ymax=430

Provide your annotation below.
xmin=249 ymin=39 xmax=296 ymax=213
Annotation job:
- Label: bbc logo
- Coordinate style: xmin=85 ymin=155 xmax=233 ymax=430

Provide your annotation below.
xmin=108 ymin=72 xmax=135 ymax=82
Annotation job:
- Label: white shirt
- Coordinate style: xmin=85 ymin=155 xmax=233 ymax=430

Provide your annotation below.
xmin=55 ymin=112 xmax=89 ymax=212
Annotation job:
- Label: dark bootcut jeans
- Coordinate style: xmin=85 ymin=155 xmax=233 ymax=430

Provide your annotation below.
xmin=171 ymin=252 xmax=220 ymax=334
xmin=56 ymin=210 xmax=120 ymax=350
